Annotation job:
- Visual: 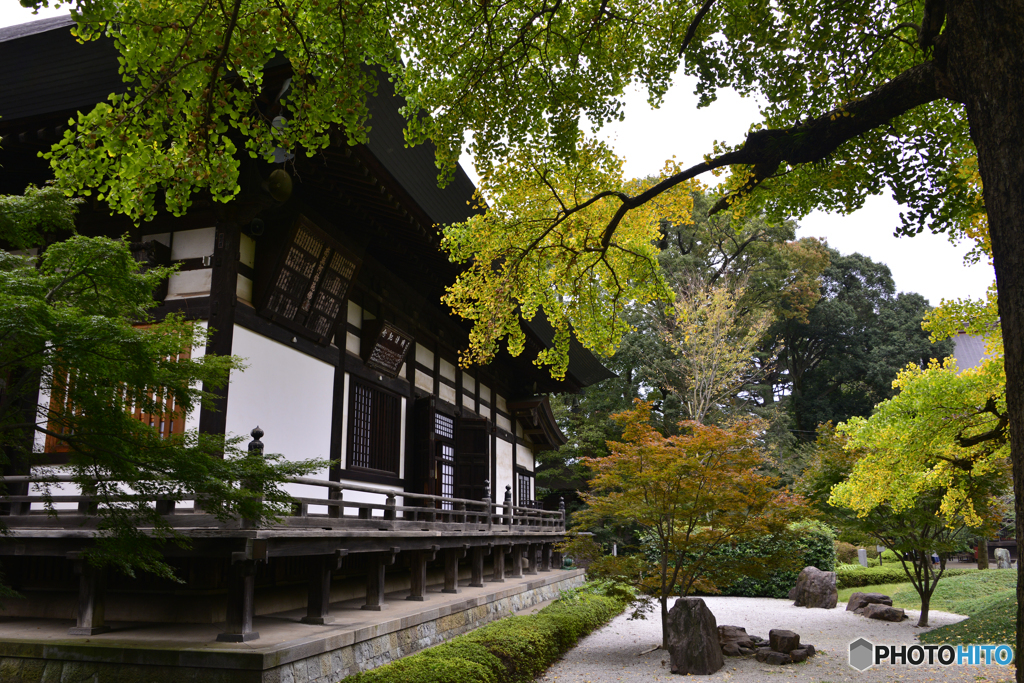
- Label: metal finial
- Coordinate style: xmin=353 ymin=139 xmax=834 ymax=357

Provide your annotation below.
xmin=249 ymin=426 xmax=264 ymax=454
xmin=558 ymin=496 xmax=565 ymax=512
xmin=504 ymin=485 xmax=512 ymax=502
xmin=483 ymin=479 xmax=490 ymax=498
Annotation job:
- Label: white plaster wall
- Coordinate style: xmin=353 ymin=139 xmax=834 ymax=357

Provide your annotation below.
xmin=347 ymin=301 xmax=362 ymax=328
xmin=415 ymin=369 xmax=432 ymax=393
xmin=495 ymin=437 xmax=514 ymax=506
xmin=167 ymin=269 xmax=211 ymax=298
xmin=518 ymin=447 xmax=535 ymax=473
xmin=462 ymin=372 xmax=474 ymax=392
xmin=479 ymin=384 xmax=491 ymax=404
xmin=439 ymin=383 xmax=456 ymax=405
xmin=225 ymin=325 xmax=335 ymax=506
xmin=170 ymin=227 xmax=215 ymax=259
xmin=496 ymin=414 xmax=512 ymax=432
xmin=415 ymin=343 xmax=433 ymax=368
xmin=496 ymin=394 xmax=507 ymax=413
xmin=439 ymin=358 xmax=455 ymax=382
xmin=239 ymin=234 xmax=255 ymax=267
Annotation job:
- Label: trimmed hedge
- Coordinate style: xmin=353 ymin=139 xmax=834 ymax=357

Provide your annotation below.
xmin=836 ymin=564 xmax=974 ymax=588
xmin=339 ymin=585 xmax=626 ymax=683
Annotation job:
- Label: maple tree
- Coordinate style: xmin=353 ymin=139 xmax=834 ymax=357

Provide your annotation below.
xmin=573 ymin=401 xmax=806 ymax=648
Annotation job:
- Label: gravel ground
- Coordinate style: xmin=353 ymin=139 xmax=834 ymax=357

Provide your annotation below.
xmin=539 ymin=597 xmax=1015 ymax=682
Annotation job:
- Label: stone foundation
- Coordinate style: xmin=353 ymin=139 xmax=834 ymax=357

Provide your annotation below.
xmin=0 ymin=570 xmax=586 ymax=683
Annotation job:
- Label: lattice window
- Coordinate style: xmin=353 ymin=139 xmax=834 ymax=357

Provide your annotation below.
xmin=435 ymin=413 xmax=455 ymax=509
xmin=44 ymin=335 xmax=189 ymax=453
xmin=349 ymin=381 xmax=401 ymax=474
xmin=518 ymin=472 xmax=532 ymax=507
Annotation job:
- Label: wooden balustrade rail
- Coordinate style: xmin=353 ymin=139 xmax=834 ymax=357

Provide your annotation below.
xmin=0 ymin=474 xmax=565 ymax=534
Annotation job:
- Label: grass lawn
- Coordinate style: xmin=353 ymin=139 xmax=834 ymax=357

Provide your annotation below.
xmin=838 ymin=569 xmax=1017 ymax=650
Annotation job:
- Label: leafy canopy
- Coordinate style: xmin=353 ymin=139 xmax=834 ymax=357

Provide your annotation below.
xmin=27 ymin=0 xmax=979 ymax=375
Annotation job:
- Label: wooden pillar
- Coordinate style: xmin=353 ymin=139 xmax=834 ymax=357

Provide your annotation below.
xmin=68 ymin=558 xmax=109 ymax=636
xmin=492 ymin=545 xmax=507 ymax=583
xmin=198 ymin=219 xmax=241 ymax=444
xmin=540 ymin=543 xmax=552 ymax=572
xmin=443 ymin=546 xmax=468 ymax=594
xmin=510 ymin=544 xmax=524 ymax=578
xmin=302 ymin=550 xmax=347 ymax=624
xmin=525 ymin=543 xmax=538 ymax=575
xmin=218 ymin=559 xmax=259 ymax=642
xmin=363 ymin=548 xmax=399 ymax=611
xmin=470 ymin=546 xmax=489 ymax=588
xmin=407 ymin=546 xmax=438 ymax=601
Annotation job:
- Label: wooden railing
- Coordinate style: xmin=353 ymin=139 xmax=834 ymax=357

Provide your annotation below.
xmin=0 ymin=474 xmax=565 ymax=534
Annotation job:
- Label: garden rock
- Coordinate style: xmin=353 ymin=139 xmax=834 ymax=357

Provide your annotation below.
xmin=666 ymin=597 xmax=724 ymax=675
xmin=765 ymin=651 xmax=792 ymax=665
xmin=790 ymin=648 xmax=809 ymax=663
xmin=718 ymin=625 xmax=766 ymax=656
xmin=861 ymin=603 xmax=908 ymax=622
xmin=846 ymin=592 xmax=893 ymax=613
xmin=995 ymin=548 xmax=1012 ymax=569
xmin=769 ymin=629 xmax=800 ymax=654
xmin=790 ymin=566 xmax=838 ymax=608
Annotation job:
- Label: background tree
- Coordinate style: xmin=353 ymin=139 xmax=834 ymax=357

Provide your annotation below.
xmin=0 ymin=187 xmax=322 ymax=579
xmin=768 ymin=249 xmax=954 ymax=437
xmin=574 ymin=401 xmax=806 ymax=648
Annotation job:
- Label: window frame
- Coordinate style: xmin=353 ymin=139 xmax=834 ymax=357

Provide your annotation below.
xmin=346 ymin=378 xmax=402 ymax=476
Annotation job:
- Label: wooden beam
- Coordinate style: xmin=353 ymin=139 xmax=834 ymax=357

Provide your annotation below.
xmin=302 ymin=549 xmax=347 ymax=624
xmin=469 ymin=544 xmax=491 ymax=588
xmin=540 ymin=544 xmax=552 ymax=572
xmin=525 ymin=543 xmax=538 ymax=575
xmin=217 ymin=559 xmax=259 ymax=642
xmin=363 ymin=547 xmax=400 ymax=611
xmin=442 ymin=545 xmax=468 ymax=594
xmin=491 ymin=545 xmax=507 ymax=583
xmin=407 ymin=545 xmax=439 ymax=601
xmin=67 ymin=555 xmax=109 ymax=636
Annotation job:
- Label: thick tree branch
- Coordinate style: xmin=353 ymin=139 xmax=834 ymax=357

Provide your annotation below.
xmin=677 ymin=0 xmax=716 ymax=57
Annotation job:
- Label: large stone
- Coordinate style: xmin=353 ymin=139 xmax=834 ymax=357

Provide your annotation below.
xmin=995 ymin=548 xmax=1012 ymax=569
xmin=846 ymin=592 xmax=893 ymax=613
xmin=790 ymin=566 xmax=838 ymax=609
xmin=666 ymin=597 xmax=725 ymax=675
xmin=769 ymin=629 xmax=800 ymax=654
xmin=861 ymin=603 xmax=908 ymax=622
xmin=789 ymin=648 xmax=809 ymax=663
xmin=765 ymin=651 xmax=793 ymax=665
xmin=718 ymin=625 xmax=764 ymax=656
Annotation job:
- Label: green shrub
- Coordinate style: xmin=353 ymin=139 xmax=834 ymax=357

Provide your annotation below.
xmin=835 ymin=541 xmax=859 ymax=564
xmin=339 ymin=584 xmax=626 ymax=683
xmin=836 ymin=564 xmax=974 ymax=588
xmin=719 ymin=520 xmax=836 ymax=598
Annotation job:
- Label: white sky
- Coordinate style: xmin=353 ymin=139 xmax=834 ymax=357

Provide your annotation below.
xmin=2 ymin=4 xmax=994 ymax=306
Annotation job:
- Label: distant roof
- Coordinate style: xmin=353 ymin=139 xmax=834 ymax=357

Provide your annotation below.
xmin=953 ymin=332 xmax=988 ymax=371
xmin=0 ymin=14 xmax=73 ymax=41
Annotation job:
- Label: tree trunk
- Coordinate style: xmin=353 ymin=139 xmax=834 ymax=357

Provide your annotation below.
xmin=945 ymin=4 xmax=1024 ymax=681
xmin=661 ymin=593 xmax=670 ymax=650
xmin=978 ymin=537 xmax=990 ymax=570
xmin=918 ymin=592 xmax=931 ymax=628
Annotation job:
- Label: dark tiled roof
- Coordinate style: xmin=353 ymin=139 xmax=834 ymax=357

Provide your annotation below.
xmin=0 ymin=16 xmax=123 ymax=122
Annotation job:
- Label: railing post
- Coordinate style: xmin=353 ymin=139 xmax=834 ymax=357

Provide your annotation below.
xmin=328 ymin=487 xmax=343 ymax=519
xmin=558 ymin=496 xmax=566 ymax=531
xmin=483 ymin=480 xmax=493 ymax=531
xmin=242 ymin=427 xmax=265 ymax=530
xmin=503 ymin=485 xmax=512 ymax=528
xmin=384 ymin=494 xmax=396 ymax=521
